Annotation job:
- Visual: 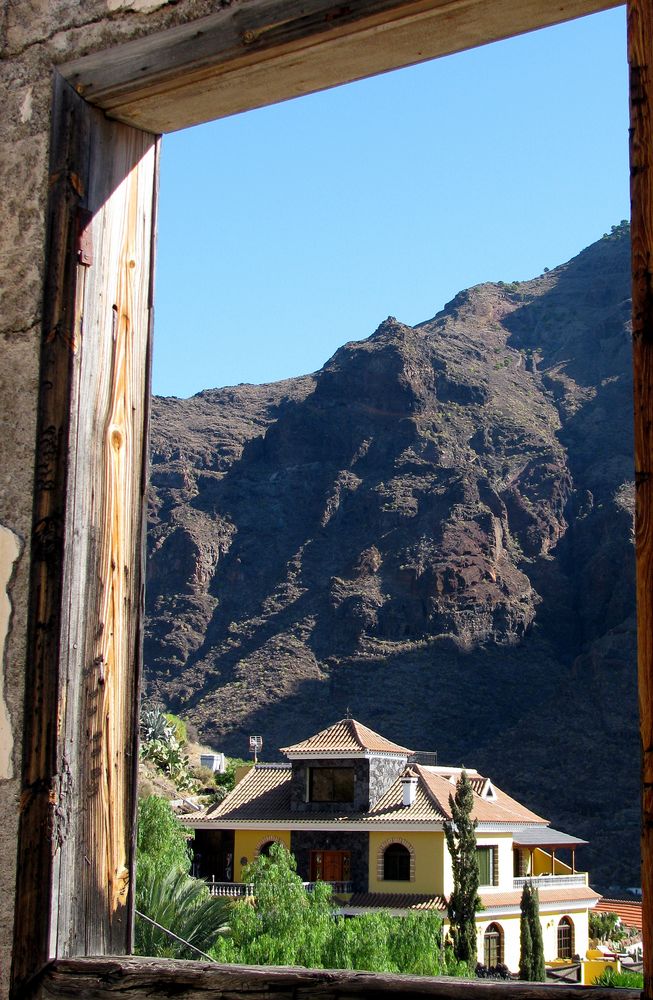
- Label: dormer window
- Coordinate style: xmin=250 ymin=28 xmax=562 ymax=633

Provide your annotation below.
xmin=308 ymin=766 xmax=355 ymax=802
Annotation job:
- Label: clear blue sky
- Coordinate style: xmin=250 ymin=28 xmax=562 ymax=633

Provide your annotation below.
xmin=153 ymin=6 xmax=629 ymax=399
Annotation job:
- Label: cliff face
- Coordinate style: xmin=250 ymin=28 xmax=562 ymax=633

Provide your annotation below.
xmin=146 ymin=224 xmax=637 ymax=890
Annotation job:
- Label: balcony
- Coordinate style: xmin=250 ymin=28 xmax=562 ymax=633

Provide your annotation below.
xmin=206 ymin=879 xmax=353 ymax=897
xmin=513 ymin=873 xmax=588 ymax=890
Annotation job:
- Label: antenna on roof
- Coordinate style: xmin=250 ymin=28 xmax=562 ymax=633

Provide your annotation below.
xmin=248 ymin=735 xmax=263 ymax=764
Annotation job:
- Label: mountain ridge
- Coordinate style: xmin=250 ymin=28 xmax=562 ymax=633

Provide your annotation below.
xmin=146 ymin=223 xmax=637 ymax=890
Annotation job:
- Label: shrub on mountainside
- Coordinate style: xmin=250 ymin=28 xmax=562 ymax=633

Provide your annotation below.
xmin=140 ymin=705 xmax=196 ymax=791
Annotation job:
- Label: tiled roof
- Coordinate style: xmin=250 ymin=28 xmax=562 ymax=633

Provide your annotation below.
xmin=203 ymin=763 xmax=292 ymax=821
xmin=347 ymin=892 xmax=446 ymax=911
xmin=280 ymin=718 xmax=413 ymax=755
xmin=417 ymin=766 xmax=548 ymax=824
xmin=188 ymin=759 xmax=549 ymax=829
xmin=480 ymin=886 xmax=601 ymax=908
xmin=595 ymin=898 xmax=643 ymax=931
xmin=368 ymin=778 xmax=447 ymax=822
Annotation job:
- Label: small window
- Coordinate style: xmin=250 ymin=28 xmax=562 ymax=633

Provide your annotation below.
xmin=309 ymin=767 xmax=355 ymax=802
xmin=476 ymin=846 xmax=498 ymax=886
xmin=557 ymin=916 xmax=574 ymax=959
xmin=383 ymin=842 xmax=411 ymax=881
xmin=484 ymin=923 xmax=504 ymax=966
xmin=258 ymin=840 xmax=275 ymax=857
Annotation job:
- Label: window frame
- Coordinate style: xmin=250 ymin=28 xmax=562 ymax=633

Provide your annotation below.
xmin=483 ymin=923 xmax=504 ymax=968
xmin=11 ymin=0 xmax=653 ymax=997
xmin=382 ymin=842 xmax=412 ymax=882
xmin=308 ymin=766 xmax=355 ymax=803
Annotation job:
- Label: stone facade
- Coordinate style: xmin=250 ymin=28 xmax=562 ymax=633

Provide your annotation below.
xmin=289 ymin=754 xmax=407 ymax=814
xmin=290 ymin=758 xmax=370 ymax=813
xmin=368 ymin=754 xmax=408 ymax=806
xmin=290 ymin=830 xmax=369 ymax=893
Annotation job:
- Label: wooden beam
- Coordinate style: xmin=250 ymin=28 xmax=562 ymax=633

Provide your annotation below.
xmin=23 ymin=957 xmax=645 ymax=1000
xmin=630 ymin=1 xmax=653 ymax=998
xmin=630 ymin=1 xmax=653 ymax=997
xmin=60 ymin=0 xmax=622 ymax=133
xmin=11 ymin=75 xmax=157 ymax=992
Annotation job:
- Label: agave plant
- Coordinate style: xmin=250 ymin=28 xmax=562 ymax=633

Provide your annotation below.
xmin=135 ymin=867 xmax=231 ymax=959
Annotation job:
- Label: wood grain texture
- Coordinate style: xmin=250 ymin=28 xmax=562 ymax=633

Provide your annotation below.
xmin=23 ymin=957 xmax=644 ymax=1000
xmin=60 ymin=0 xmax=621 ymax=133
xmin=12 ymin=75 xmax=157 ymax=992
xmin=629 ymin=1 xmax=653 ymax=997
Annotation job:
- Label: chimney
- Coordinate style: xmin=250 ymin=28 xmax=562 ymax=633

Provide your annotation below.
xmin=401 ymin=769 xmax=418 ymax=807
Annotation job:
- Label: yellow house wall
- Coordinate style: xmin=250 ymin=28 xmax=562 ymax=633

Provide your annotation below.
xmin=368 ymin=831 xmax=445 ymax=894
xmin=234 ymin=830 xmax=291 ymax=881
xmin=473 ymin=907 xmax=590 ymax=972
xmin=541 ymin=907 xmax=590 ymax=962
xmin=582 ymin=956 xmax=620 ymax=985
xmin=476 ymin=913 xmax=521 ymax=971
xmin=532 ymin=847 xmax=573 ymax=875
xmin=476 ymin=832 xmax=514 ymax=891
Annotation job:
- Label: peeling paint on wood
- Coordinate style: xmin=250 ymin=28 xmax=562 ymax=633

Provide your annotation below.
xmin=12 ymin=76 xmax=157 ymax=991
xmin=0 ymin=524 xmax=22 ymax=780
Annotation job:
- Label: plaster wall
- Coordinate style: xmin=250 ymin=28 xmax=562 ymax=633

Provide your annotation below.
xmin=0 ymin=1 xmax=264 ymax=990
xmin=368 ymin=830 xmax=445 ymax=895
xmin=234 ymin=829 xmax=291 ymax=880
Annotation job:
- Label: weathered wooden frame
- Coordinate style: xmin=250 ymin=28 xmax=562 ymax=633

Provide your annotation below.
xmin=12 ymin=0 xmax=652 ymax=998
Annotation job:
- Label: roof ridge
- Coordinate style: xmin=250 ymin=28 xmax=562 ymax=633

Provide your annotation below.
xmin=414 ymin=764 xmax=452 ymax=819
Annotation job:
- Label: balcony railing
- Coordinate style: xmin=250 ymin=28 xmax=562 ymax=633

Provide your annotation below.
xmin=513 ymin=874 xmax=588 ymax=890
xmin=206 ymin=880 xmax=255 ymax=897
xmin=206 ymin=879 xmax=353 ymax=897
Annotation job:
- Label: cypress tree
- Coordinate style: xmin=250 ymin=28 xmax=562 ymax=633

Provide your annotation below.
xmin=519 ymin=882 xmax=546 ymax=981
xmin=519 ymin=883 xmax=534 ymax=980
xmin=529 ymin=884 xmax=546 ymax=981
xmin=444 ymin=771 xmax=480 ymax=970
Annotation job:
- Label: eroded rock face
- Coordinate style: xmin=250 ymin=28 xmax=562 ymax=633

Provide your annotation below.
xmin=146 ymin=225 xmax=637 ymax=889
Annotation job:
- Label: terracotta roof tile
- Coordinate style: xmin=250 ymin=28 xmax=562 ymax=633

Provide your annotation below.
xmin=187 ymin=758 xmax=549 ymax=830
xmin=347 ymin=892 xmax=446 ymax=911
xmin=202 ymin=763 xmax=293 ymax=821
xmin=368 ymin=780 xmax=446 ymax=821
xmin=480 ymin=886 xmax=601 ymax=908
xmin=280 ymin=718 xmax=413 ymax=755
xmin=417 ymin=767 xmax=547 ymax=824
xmin=595 ymin=898 xmax=643 ymax=931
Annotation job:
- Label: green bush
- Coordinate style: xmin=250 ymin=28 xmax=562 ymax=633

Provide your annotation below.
xmin=211 ymin=842 xmax=467 ymax=976
xmin=593 ymin=967 xmax=643 ymax=989
xmin=164 ymin=712 xmax=188 ymax=745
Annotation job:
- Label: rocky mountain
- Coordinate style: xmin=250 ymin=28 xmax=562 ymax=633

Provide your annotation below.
xmin=146 ymin=223 xmax=638 ymax=890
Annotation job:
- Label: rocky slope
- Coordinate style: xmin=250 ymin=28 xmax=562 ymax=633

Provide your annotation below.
xmin=146 ymin=223 xmax=637 ymax=890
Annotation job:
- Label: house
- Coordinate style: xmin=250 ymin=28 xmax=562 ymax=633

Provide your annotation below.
xmin=181 ymin=717 xmax=599 ymax=972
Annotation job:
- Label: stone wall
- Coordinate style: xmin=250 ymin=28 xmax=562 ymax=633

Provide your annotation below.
xmin=290 ymin=758 xmax=370 ymax=813
xmin=290 ymin=830 xmax=369 ymax=892
xmin=0 ymin=2 xmax=250 ymax=990
xmin=368 ymin=755 xmax=408 ymax=806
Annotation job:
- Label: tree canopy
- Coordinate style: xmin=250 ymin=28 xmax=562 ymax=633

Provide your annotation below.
xmin=211 ymin=842 xmax=467 ymax=976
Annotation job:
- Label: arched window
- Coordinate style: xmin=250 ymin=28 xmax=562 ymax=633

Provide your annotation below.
xmin=557 ymin=916 xmax=574 ymax=959
xmin=255 ymin=835 xmax=284 ymax=858
xmin=383 ymin=842 xmax=411 ymax=881
xmin=483 ymin=923 xmax=504 ymax=967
